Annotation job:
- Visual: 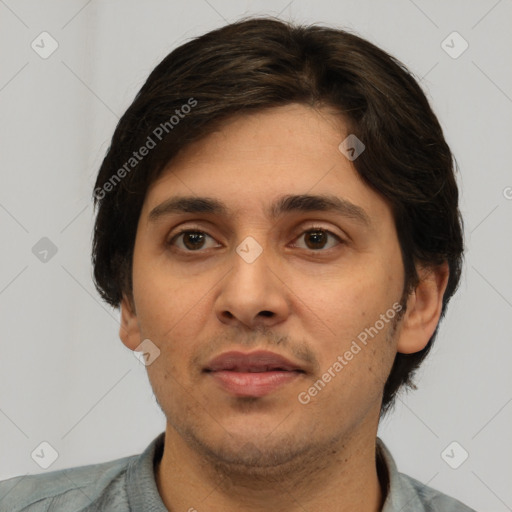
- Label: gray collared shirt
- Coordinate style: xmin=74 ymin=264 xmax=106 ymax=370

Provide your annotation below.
xmin=0 ymin=433 xmax=477 ymax=511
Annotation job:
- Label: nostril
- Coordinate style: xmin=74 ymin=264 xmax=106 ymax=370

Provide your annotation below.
xmin=259 ymin=310 xmax=273 ymax=317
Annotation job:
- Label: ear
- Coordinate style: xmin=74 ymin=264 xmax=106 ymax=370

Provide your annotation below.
xmin=396 ymin=262 xmax=450 ymax=354
xmin=119 ymin=294 xmax=142 ymax=351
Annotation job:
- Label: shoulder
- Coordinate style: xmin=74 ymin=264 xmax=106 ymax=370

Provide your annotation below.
xmin=376 ymin=437 xmax=477 ymax=512
xmin=397 ymin=472 xmax=478 ymax=512
xmin=0 ymin=454 xmax=136 ymax=512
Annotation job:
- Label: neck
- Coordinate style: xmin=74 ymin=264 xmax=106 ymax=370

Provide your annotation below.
xmin=155 ymin=424 xmax=385 ymax=512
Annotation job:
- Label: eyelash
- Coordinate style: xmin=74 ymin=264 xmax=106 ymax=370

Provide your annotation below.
xmin=167 ymin=226 xmax=344 ymax=253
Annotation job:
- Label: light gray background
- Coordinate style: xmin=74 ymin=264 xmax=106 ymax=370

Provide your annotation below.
xmin=1 ymin=1 xmax=511 ymax=510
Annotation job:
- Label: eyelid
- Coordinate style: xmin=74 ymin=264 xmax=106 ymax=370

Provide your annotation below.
xmin=296 ymin=223 xmax=346 ymax=241
xmin=167 ymin=222 xmax=345 ymax=242
xmin=290 ymin=225 xmax=345 ymax=251
xmin=167 ymin=225 xmax=218 ymax=247
xmin=167 ymin=223 xmax=346 ymax=253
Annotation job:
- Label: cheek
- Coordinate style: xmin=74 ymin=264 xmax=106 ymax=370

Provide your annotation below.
xmin=298 ymin=260 xmax=401 ymax=387
xmin=300 ymin=266 xmax=394 ymax=339
xmin=299 ymin=317 xmax=399 ymax=427
xmin=132 ymin=246 xmax=203 ymax=340
xmin=131 ymin=260 xmax=216 ymax=385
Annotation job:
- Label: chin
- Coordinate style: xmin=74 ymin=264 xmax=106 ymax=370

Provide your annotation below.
xmin=182 ymin=419 xmax=320 ymax=470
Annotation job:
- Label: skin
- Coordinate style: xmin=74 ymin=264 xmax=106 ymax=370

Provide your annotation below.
xmin=120 ymin=103 xmax=449 ymax=512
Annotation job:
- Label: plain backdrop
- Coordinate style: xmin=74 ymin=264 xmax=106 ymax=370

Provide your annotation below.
xmin=1 ymin=1 xmax=511 ymax=510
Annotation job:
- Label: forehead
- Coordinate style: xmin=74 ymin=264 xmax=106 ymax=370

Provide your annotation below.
xmin=142 ymin=104 xmax=390 ymax=224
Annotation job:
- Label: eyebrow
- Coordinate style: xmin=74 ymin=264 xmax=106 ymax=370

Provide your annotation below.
xmin=148 ymin=193 xmax=372 ymax=227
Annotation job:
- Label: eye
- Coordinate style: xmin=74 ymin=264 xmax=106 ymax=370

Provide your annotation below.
xmin=168 ymin=229 xmax=220 ymax=252
xmin=167 ymin=226 xmax=343 ymax=253
xmin=292 ymin=227 xmax=342 ymax=251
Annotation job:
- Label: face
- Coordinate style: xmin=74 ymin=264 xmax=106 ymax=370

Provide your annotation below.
xmin=120 ymin=104 xmax=432 ymax=471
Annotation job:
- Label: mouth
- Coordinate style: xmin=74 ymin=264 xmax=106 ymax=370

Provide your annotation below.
xmin=204 ymin=350 xmax=306 ymax=397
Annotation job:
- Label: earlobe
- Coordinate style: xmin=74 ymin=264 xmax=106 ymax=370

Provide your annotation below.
xmin=396 ymin=262 xmax=450 ymax=355
xmin=119 ymin=294 xmax=141 ymax=351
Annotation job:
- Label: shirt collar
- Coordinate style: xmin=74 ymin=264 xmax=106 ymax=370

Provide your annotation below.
xmin=126 ymin=432 xmax=424 ymax=512
xmin=377 ymin=437 xmax=428 ymax=511
xmin=126 ymin=432 xmax=168 ymax=512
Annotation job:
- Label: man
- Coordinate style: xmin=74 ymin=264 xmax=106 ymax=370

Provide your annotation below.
xmin=0 ymin=16 xmax=476 ymax=512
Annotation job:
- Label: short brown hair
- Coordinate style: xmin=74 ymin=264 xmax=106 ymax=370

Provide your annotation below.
xmin=92 ymin=16 xmax=464 ymax=414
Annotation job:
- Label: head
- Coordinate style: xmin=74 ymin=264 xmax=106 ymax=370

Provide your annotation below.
xmin=92 ymin=16 xmax=463 ymax=464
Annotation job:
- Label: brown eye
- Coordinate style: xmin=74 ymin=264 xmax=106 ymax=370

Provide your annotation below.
xmin=169 ymin=230 xmax=218 ymax=251
xmin=294 ymin=228 xmax=342 ymax=251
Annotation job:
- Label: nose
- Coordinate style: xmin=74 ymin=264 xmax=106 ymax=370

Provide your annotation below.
xmin=215 ymin=239 xmax=290 ymax=330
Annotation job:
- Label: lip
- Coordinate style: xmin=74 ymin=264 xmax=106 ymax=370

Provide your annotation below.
xmin=204 ymin=350 xmax=306 ymax=397
xmin=204 ymin=350 xmax=305 ymax=373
